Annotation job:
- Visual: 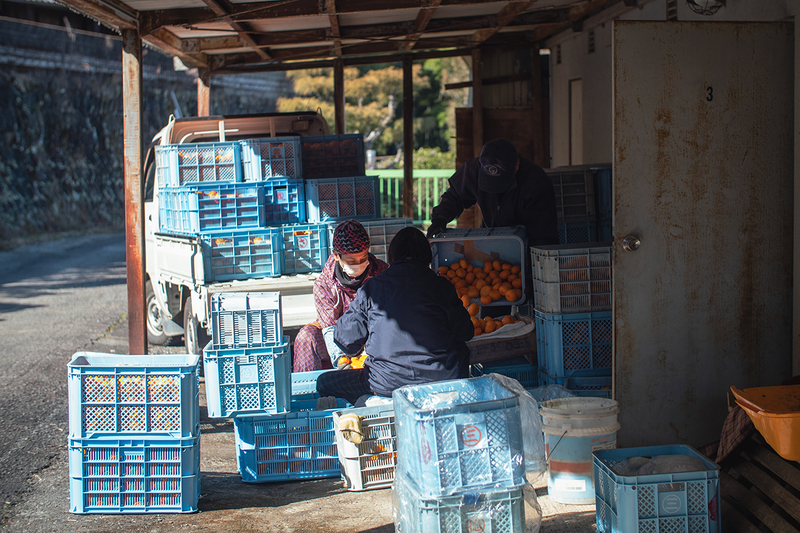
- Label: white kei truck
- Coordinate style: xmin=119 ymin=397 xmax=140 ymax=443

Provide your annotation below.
xmin=143 ymin=112 xmax=331 ymax=354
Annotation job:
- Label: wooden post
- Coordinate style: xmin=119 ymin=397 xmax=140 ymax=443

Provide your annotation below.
xmin=403 ymin=55 xmax=414 ymax=219
xmin=122 ymin=29 xmax=146 ymax=355
xmin=197 ymin=68 xmax=210 ymax=117
xmin=333 ymin=57 xmax=345 ymax=134
xmin=471 ymin=48 xmax=484 ymax=160
xmin=530 ymin=48 xmax=546 ymax=168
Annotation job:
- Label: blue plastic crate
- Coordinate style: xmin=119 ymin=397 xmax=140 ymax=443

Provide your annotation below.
xmin=301 ymin=134 xmax=365 ymax=178
xmin=394 ymin=473 xmax=527 ymax=533
xmin=202 ymin=228 xmax=282 ymax=281
xmin=158 ymin=182 xmax=264 ymax=236
xmin=240 ymin=137 xmax=302 ymax=181
xmin=69 ymin=435 xmax=200 ymax=514
xmin=203 ymin=338 xmax=292 ymax=418
xmin=334 ymin=403 xmax=397 ymax=491
xmin=534 ymin=310 xmax=612 ymax=377
xmin=280 ymin=223 xmax=329 ymax=274
xmin=547 ymin=167 xmax=597 ymax=222
xmin=538 ymin=368 xmax=613 ymax=398
xmin=530 ymin=243 xmax=612 ymax=314
xmin=598 ymin=217 xmax=612 ymax=242
xmin=327 ymin=217 xmax=413 ymax=264
xmin=594 ymin=166 xmax=612 ymax=221
xmin=155 ymin=142 xmax=241 ymax=187
xmin=471 ymin=357 xmax=539 ymax=389
xmin=68 ymin=353 xmax=200 ymax=440
xmin=210 ymin=292 xmax=282 ymax=350
xmin=392 ymin=375 xmax=525 ymax=498
xmin=430 ymin=227 xmax=528 ymax=307
xmin=557 ymin=219 xmax=598 ymax=244
xmin=305 ymin=176 xmax=380 ymax=222
xmin=233 ymin=398 xmax=346 ymax=483
xmin=290 ymin=369 xmax=335 ymax=400
xmin=593 ymin=445 xmax=721 ymax=533
xmin=263 ymin=179 xmax=306 ymax=226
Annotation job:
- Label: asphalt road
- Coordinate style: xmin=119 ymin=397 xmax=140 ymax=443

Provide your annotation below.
xmin=0 ymin=232 xmax=595 ymax=532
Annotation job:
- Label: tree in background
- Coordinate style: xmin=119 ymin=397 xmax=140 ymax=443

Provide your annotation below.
xmin=276 ymin=57 xmax=469 ymax=170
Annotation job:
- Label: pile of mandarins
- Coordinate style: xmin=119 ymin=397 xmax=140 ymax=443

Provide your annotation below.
xmin=437 ymin=258 xmax=523 ymax=336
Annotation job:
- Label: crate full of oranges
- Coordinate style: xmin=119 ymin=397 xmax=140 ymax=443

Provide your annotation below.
xmin=437 ymin=257 xmax=524 ymax=311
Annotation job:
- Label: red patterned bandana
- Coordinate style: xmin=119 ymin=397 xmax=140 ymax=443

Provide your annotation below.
xmin=332 ymin=219 xmax=370 ymax=254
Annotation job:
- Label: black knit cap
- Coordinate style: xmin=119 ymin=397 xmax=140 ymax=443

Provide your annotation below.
xmin=478 ymin=138 xmax=518 ymax=193
xmin=388 ymin=227 xmax=432 ymax=265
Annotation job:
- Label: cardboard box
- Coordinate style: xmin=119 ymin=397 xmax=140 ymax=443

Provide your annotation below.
xmin=467 ymin=315 xmax=536 ymax=365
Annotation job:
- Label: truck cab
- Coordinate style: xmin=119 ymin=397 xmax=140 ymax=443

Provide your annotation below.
xmin=143 ymin=112 xmax=330 ymax=354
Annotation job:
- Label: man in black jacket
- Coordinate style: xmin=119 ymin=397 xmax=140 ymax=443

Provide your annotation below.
xmin=426 ymin=138 xmax=559 ymax=246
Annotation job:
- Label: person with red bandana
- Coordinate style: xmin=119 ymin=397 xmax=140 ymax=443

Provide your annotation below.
xmin=292 ymin=220 xmax=388 ymax=372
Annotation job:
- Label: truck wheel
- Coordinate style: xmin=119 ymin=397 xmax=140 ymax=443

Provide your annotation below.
xmin=146 ymin=280 xmax=170 ymax=346
xmin=183 ymin=295 xmax=210 ymax=356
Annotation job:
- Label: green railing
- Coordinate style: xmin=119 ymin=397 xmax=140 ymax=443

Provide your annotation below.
xmin=367 ymin=169 xmax=453 ymax=226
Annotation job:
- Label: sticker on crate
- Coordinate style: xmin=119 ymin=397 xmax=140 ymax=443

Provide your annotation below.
xmin=69 ymin=436 xmax=200 ymax=514
xmin=240 ymin=137 xmax=302 ymax=181
xmin=334 ymin=404 xmax=397 ymax=491
xmin=431 ymin=227 xmax=528 ymax=307
xmin=68 ymin=353 xmax=200 ymax=439
xmin=392 ymin=375 xmax=525 ymax=497
xmin=203 ymin=338 xmax=292 ymax=419
xmin=263 ymin=179 xmax=306 ymax=225
xmin=593 ymin=444 xmax=721 ymax=533
xmin=233 ymin=398 xmax=346 ymax=483
xmin=210 ymin=292 xmax=282 ymax=350
xmin=305 ymin=176 xmax=380 ymax=222
xmin=202 ymin=228 xmax=282 ymax=282
xmin=155 ymin=142 xmax=241 ymax=187
xmin=280 ymin=223 xmax=329 ymax=274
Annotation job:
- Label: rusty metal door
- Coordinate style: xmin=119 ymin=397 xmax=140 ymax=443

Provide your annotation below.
xmin=613 ymin=21 xmax=794 ymax=447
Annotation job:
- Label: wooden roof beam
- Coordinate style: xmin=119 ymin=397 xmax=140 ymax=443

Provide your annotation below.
xmin=325 ymin=0 xmax=343 ymax=56
xmin=401 ymin=0 xmax=443 ymax=51
xmin=146 ymin=28 xmax=209 ymax=69
xmin=60 ymin=0 xmax=137 ymax=31
xmin=472 ymin=1 xmax=536 ymax=44
xmin=201 ymin=0 xmax=271 ymax=61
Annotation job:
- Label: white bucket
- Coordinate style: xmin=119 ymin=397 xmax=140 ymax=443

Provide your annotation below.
xmin=539 ymin=397 xmax=620 ymax=504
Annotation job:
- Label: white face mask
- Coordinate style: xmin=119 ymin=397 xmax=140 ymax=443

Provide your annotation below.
xmin=341 ymin=260 xmax=369 ymax=278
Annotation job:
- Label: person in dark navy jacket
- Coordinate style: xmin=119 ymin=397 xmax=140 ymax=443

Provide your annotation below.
xmin=316 ymin=227 xmax=474 ymax=405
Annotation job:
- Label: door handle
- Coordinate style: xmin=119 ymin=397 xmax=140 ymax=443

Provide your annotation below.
xmin=622 ymin=235 xmax=640 ymax=252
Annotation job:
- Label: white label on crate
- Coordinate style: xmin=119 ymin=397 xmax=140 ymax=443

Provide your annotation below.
xmin=276 ymin=190 xmax=288 ymax=202
xmin=591 ymin=434 xmax=616 ymax=452
xmin=661 ymin=494 xmax=683 ymax=514
xmin=296 ymin=235 xmax=310 ymax=250
xmin=465 ymin=515 xmax=487 ymax=533
xmin=554 ymin=478 xmax=586 ymax=492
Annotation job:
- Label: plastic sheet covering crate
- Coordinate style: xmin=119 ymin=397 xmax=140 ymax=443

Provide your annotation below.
xmin=280 ymin=223 xmax=329 ymax=274
xmin=534 ymin=310 xmax=612 ymax=377
xmin=69 ymin=435 xmax=200 ymax=514
xmin=203 ymin=338 xmax=292 ymax=418
xmin=593 ymin=445 xmax=721 ymax=533
xmin=530 ymin=243 xmax=612 ymax=314
xmin=470 ymin=357 xmax=539 ymax=390
xmin=202 ymin=228 xmax=282 ymax=281
xmin=233 ymin=398 xmax=346 ymax=482
xmin=327 ymin=217 xmax=413 ymax=264
xmin=393 ymin=473 xmax=528 ymax=533
xmin=546 ymin=167 xmax=597 ymax=222
xmin=538 ymin=368 xmax=613 ymax=399
xmin=158 ymin=182 xmax=264 ymax=236
xmin=263 ymin=179 xmax=306 ymax=226
xmin=557 ymin=219 xmax=598 ymax=244
xmin=392 ymin=375 xmax=525 ymax=497
xmin=305 ymin=176 xmax=380 ymax=222
xmin=430 ymin=227 xmax=528 ymax=306
xmin=155 ymin=142 xmax=241 ymax=187
xmin=301 ymin=134 xmax=365 ymax=178
xmin=68 ymin=353 xmax=200 ymax=439
xmin=210 ymin=292 xmax=282 ymax=350
xmin=240 ymin=137 xmax=302 ymax=181
xmin=333 ymin=404 xmax=397 ymax=491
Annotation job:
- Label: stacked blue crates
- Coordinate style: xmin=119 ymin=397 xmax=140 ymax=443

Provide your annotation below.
xmin=546 ymin=164 xmax=612 ymax=244
xmin=530 ymin=243 xmax=614 ymax=398
xmin=67 ymin=352 xmax=202 ymax=514
xmin=392 ymin=375 xmax=531 ymax=533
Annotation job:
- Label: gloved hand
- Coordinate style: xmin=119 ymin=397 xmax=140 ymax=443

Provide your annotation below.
xmin=426 ymin=221 xmax=447 ymax=239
